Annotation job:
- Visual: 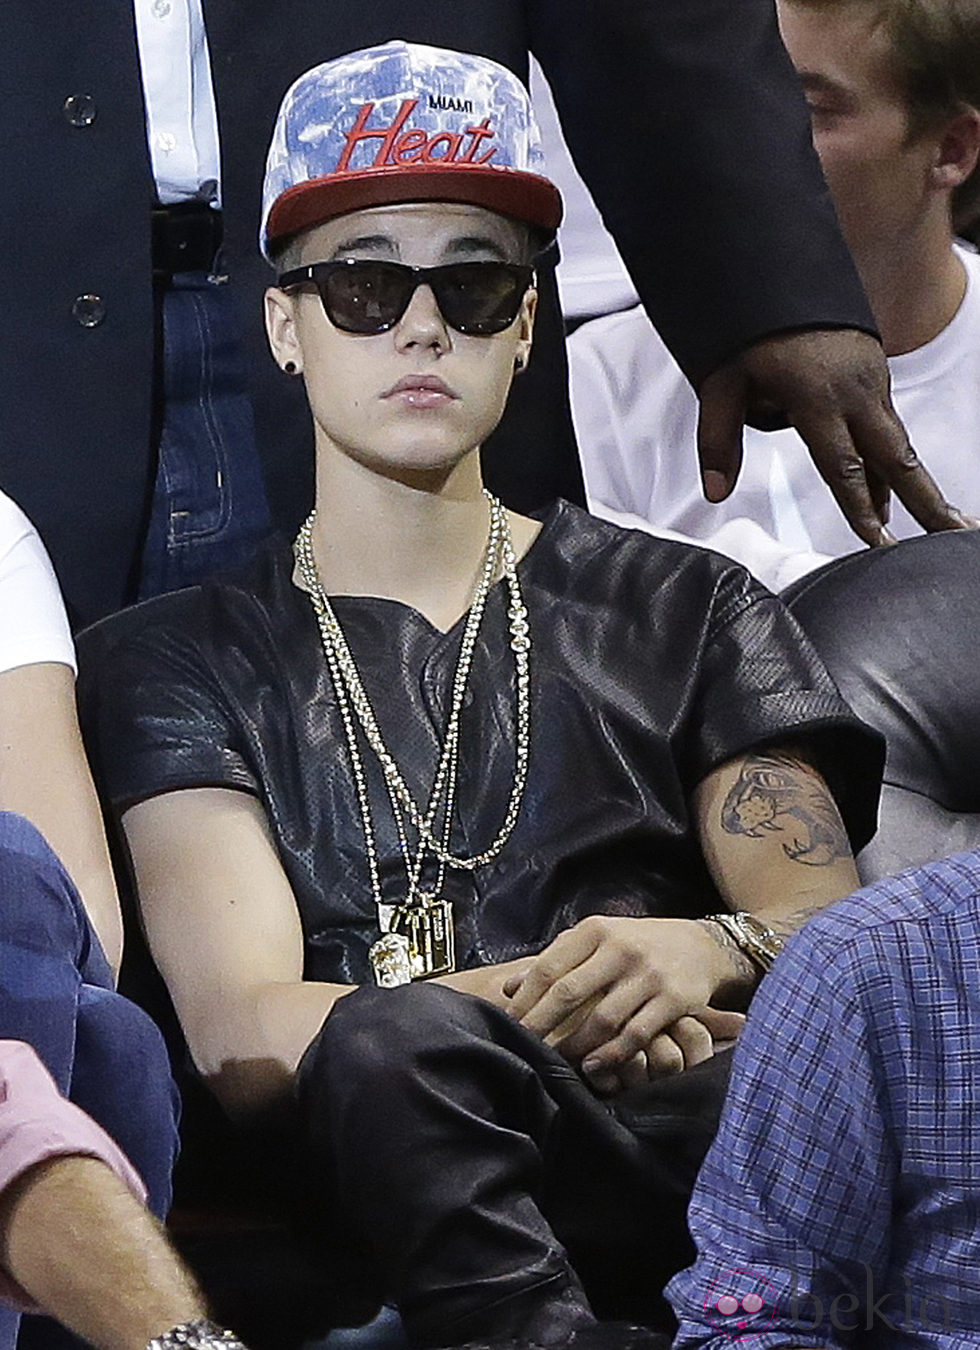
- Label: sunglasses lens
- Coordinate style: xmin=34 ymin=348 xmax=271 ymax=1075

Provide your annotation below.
xmin=434 ymin=264 xmax=530 ymax=335
xmin=302 ymin=261 xmax=532 ymax=336
xmin=319 ymin=262 xmax=411 ymax=334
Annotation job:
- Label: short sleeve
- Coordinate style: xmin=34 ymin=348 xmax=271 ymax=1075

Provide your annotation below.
xmin=0 ymin=1041 xmax=146 ymax=1312
xmin=0 ymin=493 xmax=74 ymax=676
xmin=687 ymin=581 xmax=883 ymax=851
xmin=90 ymin=621 xmax=260 ymax=814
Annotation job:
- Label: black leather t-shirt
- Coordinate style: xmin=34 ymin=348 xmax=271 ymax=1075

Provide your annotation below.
xmin=92 ymin=501 xmax=882 ymax=984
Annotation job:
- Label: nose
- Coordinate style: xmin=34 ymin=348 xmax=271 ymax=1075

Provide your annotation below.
xmin=393 ymin=282 xmax=451 ymax=352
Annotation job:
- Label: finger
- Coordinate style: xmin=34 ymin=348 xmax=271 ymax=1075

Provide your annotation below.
xmin=696 ymin=365 xmax=747 ymax=502
xmin=580 ymin=992 xmax=685 ymax=1072
xmin=505 ymin=923 xmax=605 ymax=1021
xmin=553 ymin=975 xmax=655 ymax=1063
xmin=696 ymin=1007 xmax=747 ymax=1043
xmin=518 ymin=944 xmax=627 ymax=1039
xmin=582 ymin=1061 xmax=629 ymax=1097
xmin=661 ymin=1015 xmax=715 ymax=1069
xmin=615 ymin=1051 xmax=651 ymax=1092
xmin=501 ymin=958 xmax=535 ymax=999
xmin=866 ymin=464 xmax=891 ymax=527
xmin=645 ymin=1032 xmax=685 ymax=1076
xmin=788 ymin=408 xmax=890 ymax=547
xmin=583 ymin=1051 xmax=650 ymax=1096
xmin=847 ymin=404 xmax=974 ymax=534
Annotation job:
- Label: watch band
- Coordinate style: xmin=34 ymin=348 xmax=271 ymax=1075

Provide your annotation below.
xmin=704 ymin=911 xmax=785 ymax=974
xmin=145 ymin=1321 xmax=247 ymax=1350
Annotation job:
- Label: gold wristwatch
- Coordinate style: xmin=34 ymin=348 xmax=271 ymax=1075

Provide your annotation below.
xmin=704 ymin=911 xmax=785 ymax=974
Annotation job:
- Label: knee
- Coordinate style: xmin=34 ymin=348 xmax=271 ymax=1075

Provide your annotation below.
xmin=305 ymin=982 xmax=495 ymax=1088
xmin=76 ymin=985 xmax=173 ymax=1081
xmin=0 ymin=811 xmax=63 ymax=871
xmin=0 ymin=812 xmax=86 ymax=957
xmin=74 ymin=986 xmax=179 ymax=1214
xmin=75 ymin=986 xmax=177 ymax=1128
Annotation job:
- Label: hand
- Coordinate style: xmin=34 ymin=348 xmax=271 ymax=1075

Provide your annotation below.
xmin=502 ymin=915 xmax=752 ymax=1073
xmin=583 ymin=1007 xmax=746 ymax=1096
xmin=696 ymin=328 xmax=976 ymax=546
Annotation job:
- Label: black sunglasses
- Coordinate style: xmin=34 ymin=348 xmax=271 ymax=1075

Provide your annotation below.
xmin=277 ymin=258 xmax=534 ymax=336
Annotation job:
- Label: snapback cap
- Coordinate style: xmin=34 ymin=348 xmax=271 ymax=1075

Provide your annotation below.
xmin=260 ymin=41 xmax=563 ymax=261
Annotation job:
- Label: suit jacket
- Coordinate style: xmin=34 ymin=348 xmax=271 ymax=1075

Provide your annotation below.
xmin=0 ymin=0 xmax=874 ymax=627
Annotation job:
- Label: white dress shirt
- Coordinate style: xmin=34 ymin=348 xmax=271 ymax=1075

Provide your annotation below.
xmin=133 ymin=0 xmax=221 ymax=204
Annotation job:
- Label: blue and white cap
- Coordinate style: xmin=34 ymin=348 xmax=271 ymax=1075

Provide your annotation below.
xmin=261 ymin=41 xmax=562 ymax=261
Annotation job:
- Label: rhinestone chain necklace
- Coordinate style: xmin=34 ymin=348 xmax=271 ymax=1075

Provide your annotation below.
xmin=294 ymin=490 xmax=532 ymax=921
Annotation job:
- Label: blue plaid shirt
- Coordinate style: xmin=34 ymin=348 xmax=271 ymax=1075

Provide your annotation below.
xmin=668 ymin=851 xmax=980 ymax=1350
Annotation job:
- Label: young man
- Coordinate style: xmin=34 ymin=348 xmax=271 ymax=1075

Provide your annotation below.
xmin=569 ymin=0 xmax=980 ymax=590
xmin=2 ymin=0 xmax=966 ymax=629
xmin=667 ymin=850 xmax=980 ymax=1347
xmin=87 ymin=43 xmax=883 ymax=1348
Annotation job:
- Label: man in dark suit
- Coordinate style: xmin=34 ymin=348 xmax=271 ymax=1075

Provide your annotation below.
xmin=1 ymin=0 xmax=961 ymax=628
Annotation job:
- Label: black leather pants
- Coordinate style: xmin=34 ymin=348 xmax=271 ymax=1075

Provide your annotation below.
xmin=297 ymin=983 xmax=731 ymax=1347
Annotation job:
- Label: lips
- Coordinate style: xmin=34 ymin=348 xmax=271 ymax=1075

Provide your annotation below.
xmin=382 ymin=374 xmax=459 ymax=406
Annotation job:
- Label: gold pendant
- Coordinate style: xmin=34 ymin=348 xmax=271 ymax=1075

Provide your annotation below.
xmin=392 ymin=894 xmax=456 ymax=981
xmin=369 ymin=931 xmax=414 ymax=987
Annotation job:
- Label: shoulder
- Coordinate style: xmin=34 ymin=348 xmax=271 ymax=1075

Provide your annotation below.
xmin=538 ymin=499 xmax=765 ymax=613
xmin=79 ymin=541 xmax=302 ymax=729
xmin=97 ymin=542 xmax=298 ymax=670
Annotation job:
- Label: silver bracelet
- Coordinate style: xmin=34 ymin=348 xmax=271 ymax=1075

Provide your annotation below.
xmin=703 ymin=911 xmax=785 ymax=974
xmin=145 ymin=1320 xmax=247 ymax=1350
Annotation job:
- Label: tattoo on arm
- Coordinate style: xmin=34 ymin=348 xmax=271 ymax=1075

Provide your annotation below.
xmin=720 ymin=752 xmax=851 ymax=866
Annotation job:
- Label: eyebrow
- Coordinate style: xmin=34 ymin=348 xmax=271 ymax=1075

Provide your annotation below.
xmin=443 ymin=235 xmax=511 ymax=261
xmin=328 ymin=234 xmax=397 ymax=259
xmin=797 ymin=71 xmax=860 ymax=109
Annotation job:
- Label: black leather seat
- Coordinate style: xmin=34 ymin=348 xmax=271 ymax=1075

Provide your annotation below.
xmin=781 ymin=530 xmax=980 ymax=884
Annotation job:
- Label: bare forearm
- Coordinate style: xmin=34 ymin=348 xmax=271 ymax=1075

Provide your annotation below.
xmin=0 ymin=1156 xmax=205 ymax=1350
xmin=197 ymin=959 xmax=536 ymax=1114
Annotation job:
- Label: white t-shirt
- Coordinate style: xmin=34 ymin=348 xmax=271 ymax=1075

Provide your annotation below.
xmin=0 ymin=491 xmax=75 ymax=676
xmin=569 ymin=243 xmax=980 ymax=590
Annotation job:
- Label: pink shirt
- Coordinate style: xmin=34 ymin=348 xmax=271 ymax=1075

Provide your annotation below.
xmin=0 ymin=1040 xmax=146 ymax=1311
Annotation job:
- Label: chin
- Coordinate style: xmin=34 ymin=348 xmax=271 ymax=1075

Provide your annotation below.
xmin=357 ymin=438 xmax=480 ymax=486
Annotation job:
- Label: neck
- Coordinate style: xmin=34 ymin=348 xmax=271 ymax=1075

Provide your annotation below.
xmin=857 ymin=220 xmax=966 ymax=356
xmin=307 ymin=445 xmax=510 ymax=632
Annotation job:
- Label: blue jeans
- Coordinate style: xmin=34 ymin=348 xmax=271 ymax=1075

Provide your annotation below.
xmin=138 ymin=267 xmax=272 ymax=599
xmin=0 ymin=814 xmax=178 ymax=1350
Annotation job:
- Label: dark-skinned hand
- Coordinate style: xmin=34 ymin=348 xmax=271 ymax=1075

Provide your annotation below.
xmin=697 ymin=328 xmax=977 ymax=545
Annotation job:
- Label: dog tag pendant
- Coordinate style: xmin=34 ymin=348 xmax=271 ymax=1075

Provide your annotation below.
xmin=392 ymin=895 xmax=456 ymax=980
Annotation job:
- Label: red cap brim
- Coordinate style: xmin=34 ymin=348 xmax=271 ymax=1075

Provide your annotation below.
xmin=267 ymin=163 xmax=563 ymax=248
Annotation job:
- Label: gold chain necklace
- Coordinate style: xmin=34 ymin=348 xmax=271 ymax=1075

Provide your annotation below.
xmin=294 ymin=490 xmax=532 ymax=986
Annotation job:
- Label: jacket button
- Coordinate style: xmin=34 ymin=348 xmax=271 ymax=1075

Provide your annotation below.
xmin=72 ymin=295 xmax=106 ymax=327
xmin=63 ymin=95 xmax=97 ymax=127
